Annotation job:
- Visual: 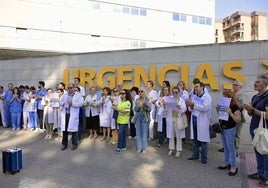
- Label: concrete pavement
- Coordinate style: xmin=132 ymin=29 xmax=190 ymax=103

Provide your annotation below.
xmin=0 ymin=125 xmax=258 ymax=188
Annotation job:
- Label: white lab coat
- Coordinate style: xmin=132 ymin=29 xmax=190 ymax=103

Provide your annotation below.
xmin=63 ymin=92 xmax=83 ymax=132
xmin=99 ymin=95 xmax=113 ymax=127
xmin=189 ymin=92 xmax=212 ymax=142
xmin=58 ymin=93 xmax=68 ymax=130
xmin=84 ymin=94 xmax=100 ymax=117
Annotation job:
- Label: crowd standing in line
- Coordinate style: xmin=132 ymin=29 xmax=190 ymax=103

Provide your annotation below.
xmin=1 ymin=75 xmax=268 ymax=186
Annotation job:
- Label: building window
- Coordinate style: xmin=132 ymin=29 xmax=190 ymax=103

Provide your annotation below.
xmin=131 ymin=8 xmax=139 ymax=15
xmin=199 ymin=17 xmax=206 ymax=24
xmin=123 ymin=6 xmax=130 ymax=14
xmin=93 ymin=3 xmax=100 ymax=10
xmin=181 ymin=14 xmax=187 ymax=22
xmin=173 ymin=13 xmax=180 ymax=21
xmin=192 ymin=16 xmax=198 ymax=23
xmin=140 ymin=8 xmax=147 ymax=16
xmin=206 ymin=18 xmax=212 ymax=25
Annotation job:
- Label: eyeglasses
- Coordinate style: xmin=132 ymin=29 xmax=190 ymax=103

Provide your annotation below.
xmin=172 ymin=91 xmax=178 ymax=94
xmin=120 ymin=92 xmax=126 ymax=95
xmin=113 ymin=90 xmax=118 ymax=92
xmin=139 ymin=91 xmax=144 ymax=93
xmin=67 ymin=87 xmax=73 ymax=89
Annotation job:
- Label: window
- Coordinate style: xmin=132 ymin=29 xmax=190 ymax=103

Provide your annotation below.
xmin=131 ymin=8 xmax=139 ymax=15
xmin=181 ymin=14 xmax=187 ymax=22
xmin=92 ymin=3 xmax=100 ymax=10
xmin=140 ymin=8 xmax=147 ymax=16
xmin=206 ymin=18 xmax=212 ymax=25
xmin=122 ymin=6 xmax=130 ymax=14
xmin=173 ymin=13 xmax=180 ymax=21
xmin=192 ymin=16 xmax=198 ymax=23
xmin=199 ymin=17 xmax=206 ymax=24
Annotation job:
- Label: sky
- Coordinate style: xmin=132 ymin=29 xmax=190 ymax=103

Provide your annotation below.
xmin=215 ymin=0 xmax=268 ymax=19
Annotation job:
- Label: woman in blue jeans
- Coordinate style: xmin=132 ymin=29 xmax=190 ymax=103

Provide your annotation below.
xmin=217 ymin=90 xmax=241 ymax=176
xmin=112 ymin=89 xmax=132 ymax=153
xmin=134 ymin=87 xmax=151 ymax=153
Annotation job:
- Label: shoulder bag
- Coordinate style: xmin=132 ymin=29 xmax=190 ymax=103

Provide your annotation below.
xmin=174 ymin=113 xmax=188 ymax=130
xmin=252 ymin=111 xmax=268 ymax=155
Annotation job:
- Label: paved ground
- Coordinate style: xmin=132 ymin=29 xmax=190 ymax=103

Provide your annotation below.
xmin=0 ymin=125 xmax=260 ymax=188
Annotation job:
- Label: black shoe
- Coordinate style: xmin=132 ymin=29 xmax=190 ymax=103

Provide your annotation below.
xmin=71 ymin=145 xmax=78 ymax=150
xmin=61 ymin=145 xmax=67 ymax=151
xmin=247 ymin=173 xmax=264 ymax=180
xmin=217 ymin=164 xmax=231 ymax=170
xmin=188 ymin=156 xmax=199 ymax=160
xmin=228 ymin=168 xmax=238 ymax=176
xmin=258 ymin=179 xmax=268 ymax=187
xmin=218 ymin=148 xmax=224 ymax=152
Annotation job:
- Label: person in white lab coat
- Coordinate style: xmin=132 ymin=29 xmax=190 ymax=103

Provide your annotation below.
xmin=186 ymin=81 xmax=211 ymax=165
xmin=61 ymin=83 xmax=83 ymax=151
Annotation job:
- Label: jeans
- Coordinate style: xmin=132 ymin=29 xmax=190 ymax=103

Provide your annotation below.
xmin=135 ymin=113 xmax=149 ymax=151
xmin=192 ymin=116 xmax=207 ymax=163
xmin=250 ymin=127 xmax=268 ymax=179
xmin=158 ymin=118 xmax=167 ymax=145
xmin=221 ymin=127 xmax=237 ymax=168
xmin=117 ymin=124 xmax=127 ymax=149
xmin=11 ymin=112 xmax=21 ymax=129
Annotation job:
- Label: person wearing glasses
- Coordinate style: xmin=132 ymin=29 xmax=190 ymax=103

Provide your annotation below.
xmin=61 ymin=83 xmax=83 ymax=151
xmin=168 ymin=87 xmax=187 ymax=158
xmin=112 ymin=89 xmax=132 ymax=153
xmin=134 ymin=87 xmax=151 ymax=153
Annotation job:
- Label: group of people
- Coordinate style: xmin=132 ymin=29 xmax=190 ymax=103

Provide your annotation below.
xmin=0 ymin=75 xmax=267 ymax=187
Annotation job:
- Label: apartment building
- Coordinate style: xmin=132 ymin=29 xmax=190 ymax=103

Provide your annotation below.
xmin=215 ymin=11 xmax=267 ymax=43
xmin=0 ymin=0 xmax=215 ymax=55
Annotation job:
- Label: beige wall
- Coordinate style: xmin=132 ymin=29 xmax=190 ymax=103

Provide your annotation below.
xmin=0 ymin=41 xmax=267 ymax=121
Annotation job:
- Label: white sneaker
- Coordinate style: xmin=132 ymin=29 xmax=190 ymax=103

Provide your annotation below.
xmin=29 ymin=128 xmax=34 ymax=131
xmin=12 ymin=127 xmax=16 ymax=131
xmin=175 ymin=151 xmax=181 ymax=158
xmin=168 ymin=150 xmax=173 ymax=156
xmin=45 ymin=134 xmax=49 ymax=139
xmin=16 ymin=128 xmax=20 ymax=131
xmin=128 ymin=136 xmax=132 ymax=140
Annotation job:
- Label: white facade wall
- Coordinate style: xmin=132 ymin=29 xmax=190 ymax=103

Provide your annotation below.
xmin=0 ymin=0 xmax=215 ymax=52
xmin=0 ymin=41 xmax=267 ymax=122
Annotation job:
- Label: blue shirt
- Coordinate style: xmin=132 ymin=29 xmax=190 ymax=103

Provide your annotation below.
xmin=250 ymin=90 xmax=268 ymax=130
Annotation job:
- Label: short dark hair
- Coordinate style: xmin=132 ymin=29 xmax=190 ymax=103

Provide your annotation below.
xmin=130 ymin=86 xmax=139 ymax=94
xmin=30 ymin=86 xmax=36 ymax=90
xmin=192 ymin=78 xmax=200 ymax=84
xmin=74 ymin=77 xmax=81 ymax=82
xmin=147 ymin=80 xmax=154 ymax=87
xmin=39 ymin=81 xmax=45 ymax=87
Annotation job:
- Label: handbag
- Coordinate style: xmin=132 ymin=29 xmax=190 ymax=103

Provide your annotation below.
xmin=174 ymin=113 xmax=188 ymax=130
xmin=211 ymin=122 xmax=222 ymax=134
xmin=252 ymin=111 xmax=268 ymax=155
xmin=131 ymin=114 xmax=137 ymax=124
xmin=209 ymin=125 xmax=217 ymax=139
